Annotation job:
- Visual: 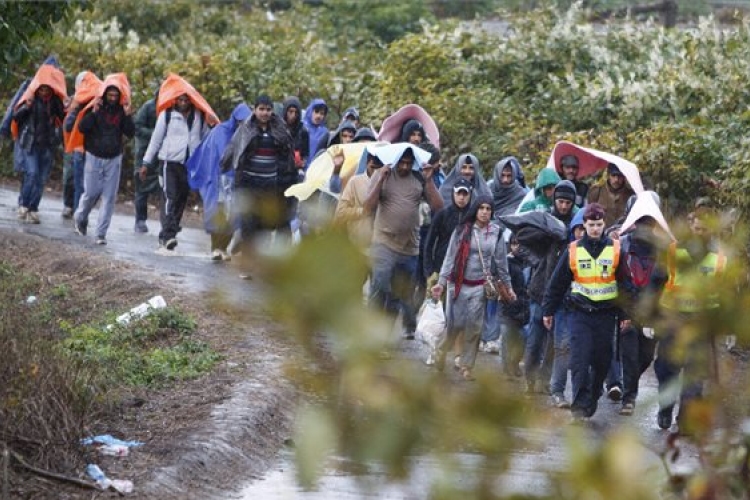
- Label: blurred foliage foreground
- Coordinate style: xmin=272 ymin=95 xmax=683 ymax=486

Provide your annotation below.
xmin=257 ymin=220 xmax=750 ymax=499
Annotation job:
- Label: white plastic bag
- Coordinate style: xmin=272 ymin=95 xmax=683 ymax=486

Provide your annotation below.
xmin=416 ymin=299 xmax=446 ymax=365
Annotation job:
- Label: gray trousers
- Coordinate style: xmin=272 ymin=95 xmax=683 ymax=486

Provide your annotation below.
xmin=74 ymin=152 xmax=122 ymax=239
xmin=438 ymin=283 xmax=486 ymax=369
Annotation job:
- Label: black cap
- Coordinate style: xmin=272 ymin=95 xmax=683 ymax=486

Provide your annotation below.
xmin=453 ymin=178 xmax=473 ymax=194
xmin=255 ymin=94 xmax=273 ymax=107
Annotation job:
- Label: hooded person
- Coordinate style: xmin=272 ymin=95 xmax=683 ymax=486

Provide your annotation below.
xmin=422 ymin=178 xmax=474 ymax=280
xmin=11 ymin=63 xmax=67 ymax=223
xmin=490 ymin=156 xmax=527 ymax=221
xmin=73 ymin=75 xmax=135 ymax=244
xmin=282 ymin=96 xmax=309 ymax=175
xmin=438 ymin=153 xmax=492 ymax=208
xmin=401 ymin=119 xmax=426 ymax=145
xmin=342 ymin=106 xmax=360 ymax=127
xmin=63 ymin=70 xmax=102 ymax=218
xmin=187 ymin=103 xmax=252 ymax=260
xmin=518 ymin=168 xmax=562 ymax=213
xmin=431 ymin=194 xmax=515 ymax=379
xmin=353 ymin=127 xmax=377 ymax=143
xmin=317 ymin=119 xmax=357 ymax=155
xmin=550 ymin=179 xmax=579 ymax=227
xmin=302 ymin=98 xmax=328 ymax=168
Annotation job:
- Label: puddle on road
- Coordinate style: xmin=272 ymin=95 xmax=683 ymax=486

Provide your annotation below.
xmin=237 ymin=449 xmax=552 ymax=499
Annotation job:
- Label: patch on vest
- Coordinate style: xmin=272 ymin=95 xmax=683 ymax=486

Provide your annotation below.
xmin=578 ymin=259 xmax=592 ymax=270
xmin=598 ymin=259 xmax=613 ymax=266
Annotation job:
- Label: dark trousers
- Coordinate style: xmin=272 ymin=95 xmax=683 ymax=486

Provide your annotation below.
xmin=621 ymin=325 xmax=656 ymax=405
xmin=159 ymin=162 xmax=189 ymax=242
xmin=569 ymin=309 xmax=617 ymax=418
xmin=524 ymin=301 xmax=550 ymax=386
xmin=134 ymin=169 xmax=162 ymax=222
xmin=62 ymin=152 xmax=75 ymax=209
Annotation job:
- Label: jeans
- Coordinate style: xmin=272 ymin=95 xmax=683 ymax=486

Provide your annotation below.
xmin=19 ymin=147 xmax=53 ymax=211
xmin=71 ymin=151 xmax=85 ymax=212
xmin=481 ymin=299 xmax=501 ymax=343
xmin=523 ymin=301 xmax=549 ymax=385
xmin=550 ymin=308 xmax=571 ymax=396
xmin=369 ymin=243 xmax=419 ymax=333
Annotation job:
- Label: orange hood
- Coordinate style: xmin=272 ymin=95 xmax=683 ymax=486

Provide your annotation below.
xmin=11 ymin=64 xmax=68 ymax=140
xmin=66 ymin=73 xmax=131 ymax=154
xmin=64 ymin=71 xmax=102 ymax=152
xmin=156 ymin=73 xmax=219 ymax=126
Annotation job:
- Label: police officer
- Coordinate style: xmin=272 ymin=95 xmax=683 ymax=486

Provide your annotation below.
xmin=653 ymin=209 xmax=726 ymax=432
xmin=542 ymin=203 xmax=630 ymax=421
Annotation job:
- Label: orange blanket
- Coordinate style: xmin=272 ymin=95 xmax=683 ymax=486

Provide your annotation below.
xmin=66 ymin=73 xmax=132 ymax=154
xmin=63 ymin=71 xmax=102 ymax=152
xmin=11 ymin=64 xmax=68 ymax=140
xmin=156 ymin=73 xmax=219 ymax=126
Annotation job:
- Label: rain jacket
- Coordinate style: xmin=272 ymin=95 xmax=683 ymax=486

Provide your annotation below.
xmin=282 ymin=96 xmax=309 ymax=167
xmin=187 ymin=103 xmax=251 ymax=232
xmin=302 ymin=98 xmax=328 ymax=168
xmin=518 ymin=168 xmax=561 ymax=213
xmin=587 ymin=176 xmax=635 ymax=228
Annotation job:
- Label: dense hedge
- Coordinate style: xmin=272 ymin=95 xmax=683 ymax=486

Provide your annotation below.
xmin=3 ymin=1 xmax=749 ymax=212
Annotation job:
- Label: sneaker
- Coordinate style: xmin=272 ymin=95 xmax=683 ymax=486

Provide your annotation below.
xmin=134 ymin=220 xmax=149 ymax=233
xmin=74 ymin=218 xmax=87 ymax=236
xmin=551 ymin=393 xmax=571 ymax=409
xmin=95 ymin=237 xmax=107 ymax=245
xmin=607 ymin=385 xmax=623 ymax=402
xmin=479 ymin=341 xmax=487 ymax=352
xmin=220 ymin=250 xmax=232 ymax=261
xmin=165 ymin=238 xmax=178 ymax=250
xmin=657 ymin=408 xmax=673 ymax=430
xmin=485 ymin=340 xmax=500 ymax=354
xmin=619 ymin=402 xmax=635 ymax=416
xmin=27 ymin=211 xmax=40 ymax=224
xmin=61 ymin=207 xmax=73 ymax=219
xmin=211 ymin=249 xmax=223 ymax=261
xmin=17 ymin=206 xmax=28 ymax=220
xmin=404 ymin=330 xmax=415 ymax=340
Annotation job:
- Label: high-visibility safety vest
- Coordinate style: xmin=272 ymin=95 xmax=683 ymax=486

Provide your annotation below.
xmin=569 ymin=239 xmax=621 ymax=302
xmin=660 ymin=242 xmax=726 ymax=312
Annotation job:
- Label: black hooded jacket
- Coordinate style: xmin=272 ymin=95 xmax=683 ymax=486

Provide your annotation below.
xmin=78 ymin=92 xmax=135 ymax=159
xmin=282 ymin=97 xmax=309 ymax=165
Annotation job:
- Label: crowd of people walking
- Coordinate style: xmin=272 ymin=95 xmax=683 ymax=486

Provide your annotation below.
xmin=2 ymin=58 xmax=732 ymax=434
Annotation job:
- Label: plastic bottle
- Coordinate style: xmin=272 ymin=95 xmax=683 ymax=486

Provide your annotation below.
xmin=106 ymin=295 xmax=167 ymax=330
xmin=86 ymin=464 xmax=111 ymax=488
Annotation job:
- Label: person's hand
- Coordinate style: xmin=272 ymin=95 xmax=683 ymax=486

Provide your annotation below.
xmin=92 ymin=97 xmax=102 ymax=112
xmin=330 ymin=145 xmax=345 ymax=174
xmin=422 ymin=163 xmax=434 ymax=180
xmin=506 ymin=288 xmax=517 ymax=303
xmin=124 ymin=102 xmax=133 ymax=116
xmin=379 ymin=166 xmax=391 ymax=183
xmin=543 ymin=316 xmax=553 ymax=330
xmin=139 ymin=165 xmax=149 ymax=181
xmin=431 ymin=284 xmax=444 ymax=300
xmin=620 ymin=319 xmax=631 ymax=331
xmin=611 ymin=230 xmax=620 ymax=241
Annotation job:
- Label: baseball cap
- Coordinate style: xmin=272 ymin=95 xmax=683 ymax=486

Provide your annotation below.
xmin=454 ymin=178 xmax=473 ymax=194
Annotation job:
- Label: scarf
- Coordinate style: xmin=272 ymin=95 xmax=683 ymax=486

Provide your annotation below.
xmin=451 ymin=223 xmax=473 ymax=299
